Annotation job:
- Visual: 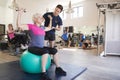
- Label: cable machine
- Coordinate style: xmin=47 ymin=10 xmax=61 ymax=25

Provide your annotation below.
xmin=96 ymin=2 xmax=120 ymax=56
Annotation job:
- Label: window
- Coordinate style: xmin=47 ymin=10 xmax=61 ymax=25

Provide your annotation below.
xmin=72 ymin=7 xmax=78 ymax=18
xmin=78 ymin=6 xmax=83 ymax=17
xmin=71 ymin=6 xmax=83 ymax=18
xmin=60 ymin=10 xmax=66 ymax=20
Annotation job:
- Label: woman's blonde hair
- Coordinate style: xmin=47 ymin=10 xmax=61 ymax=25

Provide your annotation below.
xmin=32 ymin=13 xmax=42 ymax=22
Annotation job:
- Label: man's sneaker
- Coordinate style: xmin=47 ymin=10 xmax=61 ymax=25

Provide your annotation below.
xmin=55 ymin=67 xmax=67 ymax=76
xmin=41 ymin=72 xmax=51 ymax=80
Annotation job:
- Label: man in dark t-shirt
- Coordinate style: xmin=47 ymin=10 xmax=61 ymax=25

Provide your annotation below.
xmin=43 ymin=4 xmax=63 ymax=48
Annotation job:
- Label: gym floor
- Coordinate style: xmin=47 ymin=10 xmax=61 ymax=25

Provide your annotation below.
xmin=0 ymin=46 xmax=120 ymax=80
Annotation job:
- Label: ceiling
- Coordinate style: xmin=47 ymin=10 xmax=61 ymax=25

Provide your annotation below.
xmin=0 ymin=0 xmax=120 ymax=7
xmin=0 ymin=0 xmax=85 ymax=7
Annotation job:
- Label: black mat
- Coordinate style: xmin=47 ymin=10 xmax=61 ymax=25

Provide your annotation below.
xmin=0 ymin=61 xmax=87 ymax=80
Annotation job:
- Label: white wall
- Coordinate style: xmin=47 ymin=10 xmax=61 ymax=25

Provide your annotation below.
xmin=0 ymin=5 xmax=6 ymax=36
xmin=0 ymin=6 xmax=6 ymax=24
xmin=5 ymin=0 xmax=14 ymax=30
xmin=0 ymin=0 xmax=14 ymax=31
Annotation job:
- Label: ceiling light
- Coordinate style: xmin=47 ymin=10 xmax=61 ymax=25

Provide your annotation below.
xmin=8 ymin=0 xmax=19 ymax=10
xmin=66 ymin=1 xmax=74 ymax=13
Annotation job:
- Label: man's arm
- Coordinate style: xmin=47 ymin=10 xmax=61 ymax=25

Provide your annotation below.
xmin=44 ymin=15 xmax=52 ymax=31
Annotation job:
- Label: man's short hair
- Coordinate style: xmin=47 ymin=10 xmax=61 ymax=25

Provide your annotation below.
xmin=56 ymin=4 xmax=63 ymax=12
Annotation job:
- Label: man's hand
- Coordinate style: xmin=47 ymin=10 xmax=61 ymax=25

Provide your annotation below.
xmin=52 ymin=27 xmax=61 ymax=31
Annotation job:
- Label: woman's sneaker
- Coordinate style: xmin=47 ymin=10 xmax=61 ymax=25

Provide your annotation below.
xmin=21 ymin=44 xmax=26 ymax=49
xmin=41 ymin=72 xmax=51 ymax=80
xmin=55 ymin=67 xmax=67 ymax=76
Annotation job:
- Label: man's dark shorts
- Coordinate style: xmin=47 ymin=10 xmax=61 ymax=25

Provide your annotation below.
xmin=45 ymin=32 xmax=55 ymax=41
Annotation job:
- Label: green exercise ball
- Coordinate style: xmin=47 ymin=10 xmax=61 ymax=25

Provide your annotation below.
xmin=20 ymin=50 xmax=51 ymax=73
